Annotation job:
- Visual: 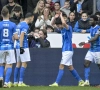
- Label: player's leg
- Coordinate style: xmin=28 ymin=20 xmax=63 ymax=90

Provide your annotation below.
xmin=3 ymin=50 xmax=16 ymax=88
xmin=67 ymin=65 xmax=84 ymax=86
xmin=18 ymin=48 xmax=30 ymax=86
xmin=14 ymin=49 xmax=21 ymax=86
xmin=83 ymin=51 xmax=93 ymax=86
xmin=49 ymin=51 xmax=72 ymax=86
xmin=0 ymin=51 xmax=6 ymax=87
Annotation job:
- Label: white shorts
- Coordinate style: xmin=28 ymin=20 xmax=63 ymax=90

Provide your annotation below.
xmin=60 ymin=51 xmax=73 ymax=66
xmin=85 ymin=51 xmax=100 ymax=64
xmin=0 ymin=50 xmax=16 ymax=64
xmin=20 ymin=48 xmax=31 ymax=62
xmin=15 ymin=49 xmax=21 ymax=62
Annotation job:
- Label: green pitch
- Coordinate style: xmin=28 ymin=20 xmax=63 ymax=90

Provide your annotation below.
xmin=1 ymin=86 xmax=100 ymax=90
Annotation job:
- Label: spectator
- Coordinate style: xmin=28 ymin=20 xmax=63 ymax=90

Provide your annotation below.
xmin=27 ymin=0 xmax=38 ymax=13
xmin=35 ymin=7 xmax=54 ymax=29
xmin=54 ymin=2 xmax=61 ymax=14
xmin=60 ymin=0 xmax=71 ymax=17
xmin=34 ymin=27 xmax=40 ymax=33
xmin=96 ymin=0 xmax=100 ymax=12
xmin=3 ymin=0 xmax=23 ymax=18
xmin=70 ymin=0 xmax=93 ymax=20
xmin=10 ymin=6 xmax=23 ymax=25
xmin=74 ymin=12 xmax=91 ymax=33
xmin=52 ymin=0 xmax=65 ymax=7
xmin=29 ymin=29 xmax=50 ymax=48
xmin=68 ymin=12 xmax=76 ymax=31
xmin=30 ymin=0 xmax=45 ymax=32
xmin=45 ymin=0 xmax=55 ymax=11
xmin=46 ymin=25 xmax=54 ymax=33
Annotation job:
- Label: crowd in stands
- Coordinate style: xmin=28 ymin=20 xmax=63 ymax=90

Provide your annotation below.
xmin=0 ymin=0 xmax=100 ymax=48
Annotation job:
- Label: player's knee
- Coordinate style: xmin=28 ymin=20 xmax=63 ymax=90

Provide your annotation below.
xmin=84 ymin=60 xmax=91 ymax=68
xmin=59 ymin=64 xmax=64 ymax=69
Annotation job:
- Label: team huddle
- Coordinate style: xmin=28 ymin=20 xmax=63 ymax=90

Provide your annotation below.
xmin=0 ymin=7 xmax=100 ymax=88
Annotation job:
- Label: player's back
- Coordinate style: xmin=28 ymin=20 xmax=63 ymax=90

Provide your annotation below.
xmin=16 ymin=21 xmax=29 ymax=48
xmin=0 ymin=20 xmax=16 ymax=50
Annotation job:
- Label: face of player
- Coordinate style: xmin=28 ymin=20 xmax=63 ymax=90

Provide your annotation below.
xmin=8 ymin=0 xmax=14 ymax=3
xmin=39 ymin=31 xmax=45 ymax=39
xmin=69 ymin=12 xmax=75 ymax=21
xmin=55 ymin=3 xmax=60 ymax=11
xmin=81 ymin=13 xmax=88 ymax=21
xmin=89 ymin=18 xmax=95 ymax=26
xmin=29 ymin=16 xmax=34 ymax=23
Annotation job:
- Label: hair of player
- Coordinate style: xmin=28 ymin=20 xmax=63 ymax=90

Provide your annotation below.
xmin=55 ymin=17 xmax=62 ymax=25
xmin=1 ymin=8 xmax=9 ymax=17
xmin=90 ymin=15 xmax=98 ymax=21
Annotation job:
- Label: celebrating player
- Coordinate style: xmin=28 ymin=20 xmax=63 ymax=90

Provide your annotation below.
xmin=79 ymin=15 xmax=100 ymax=86
xmin=49 ymin=12 xmax=84 ymax=86
xmin=13 ymin=13 xmax=34 ymax=87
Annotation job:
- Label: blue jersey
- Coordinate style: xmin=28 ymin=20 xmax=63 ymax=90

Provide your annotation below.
xmin=0 ymin=20 xmax=16 ymax=50
xmin=89 ymin=25 xmax=100 ymax=52
xmin=16 ymin=21 xmax=29 ymax=48
xmin=61 ymin=26 xmax=73 ymax=52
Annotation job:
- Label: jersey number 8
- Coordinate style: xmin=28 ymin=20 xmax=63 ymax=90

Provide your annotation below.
xmin=3 ymin=29 xmax=9 ymax=37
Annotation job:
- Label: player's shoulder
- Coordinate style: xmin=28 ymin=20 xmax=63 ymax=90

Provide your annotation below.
xmin=9 ymin=21 xmax=16 ymax=26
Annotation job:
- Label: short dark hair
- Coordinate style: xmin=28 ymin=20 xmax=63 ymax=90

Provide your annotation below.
xmin=90 ymin=15 xmax=98 ymax=21
xmin=40 ymin=29 xmax=47 ymax=38
xmin=55 ymin=1 xmax=60 ymax=5
xmin=14 ymin=6 xmax=21 ymax=12
xmin=55 ymin=17 xmax=62 ymax=25
xmin=81 ymin=11 xmax=88 ymax=16
xmin=25 ymin=13 xmax=33 ymax=18
xmin=1 ymin=8 xmax=9 ymax=17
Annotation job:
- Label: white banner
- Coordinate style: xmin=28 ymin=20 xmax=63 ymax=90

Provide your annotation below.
xmin=47 ymin=33 xmax=90 ymax=48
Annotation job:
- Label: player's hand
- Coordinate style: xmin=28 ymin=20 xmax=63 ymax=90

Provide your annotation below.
xmin=20 ymin=47 xmax=25 ymax=54
xmin=79 ymin=42 xmax=85 ymax=46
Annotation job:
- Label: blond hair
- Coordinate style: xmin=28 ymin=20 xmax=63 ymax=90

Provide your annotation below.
xmin=34 ymin=0 xmax=44 ymax=14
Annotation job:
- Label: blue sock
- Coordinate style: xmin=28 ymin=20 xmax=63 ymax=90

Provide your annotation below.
xmin=85 ymin=67 xmax=90 ymax=81
xmin=0 ymin=66 xmax=4 ymax=78
xmin=70 ymin=69 xmax=82 ymax=81
xmin=5 ymin=68 xmax=12 ymax=83
xmin=19 ymin=67 xmax=26 ymax=82
xmin=55 ymin=69 xmax=64 ymax=83
xmin=14 ymin=67 xmax=20 ymax=82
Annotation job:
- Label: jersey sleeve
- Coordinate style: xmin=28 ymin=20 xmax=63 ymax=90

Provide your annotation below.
xmin=96 ymin=28 xmax=100 ymax=35
xmin=21 ymin=26 xmax=28 ymax=34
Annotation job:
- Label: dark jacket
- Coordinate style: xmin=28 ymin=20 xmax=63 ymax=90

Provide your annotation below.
xmin=70 ymin=0 xmax=93 ymax=19
xmin=10 ymin=14 xmax=22 ymax=25
xmin=74 ymin=19 xmax=91 ymax=33
xmin=68 ymin=20 xmax=76 ymax=31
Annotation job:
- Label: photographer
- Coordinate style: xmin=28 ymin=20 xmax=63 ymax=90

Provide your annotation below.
xmin=28 ymin=29 xmax=50 ymax=48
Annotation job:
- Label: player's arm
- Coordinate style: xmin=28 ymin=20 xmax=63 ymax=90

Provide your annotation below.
xmin=60 ymin=12 xmax=69 ymax=30
xmin=79 ymin=29 xmax=100 ymax=46
xmin=20 ymin=32 xmax=24 ymax=47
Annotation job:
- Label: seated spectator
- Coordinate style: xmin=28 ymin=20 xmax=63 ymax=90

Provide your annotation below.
xmin=52 ymin=0 xmax=65 ymax=7
xmin=10 ymin=6 xmax=23 ymax=25
xmin=35 ymin=7 xmax=54 ymax=29
xmin=34 ymin=27 xmax=40 ymax=33
xmin=60 ymin=0 xmax=71 ymax=17
xmin=68 ymin=12 xmax=76 ymax=31
xmin=46 ymin=25 xmax=54 ymax=33
xmin=74 ymin=12 xmax=91 ymax=33
xmin=3 ymin=0 xmax=23 ymax=18
xmin=28 ymin=29 xmax=50 ymax=48
xmin=45 ymin=0 xmax=55 ymax=11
